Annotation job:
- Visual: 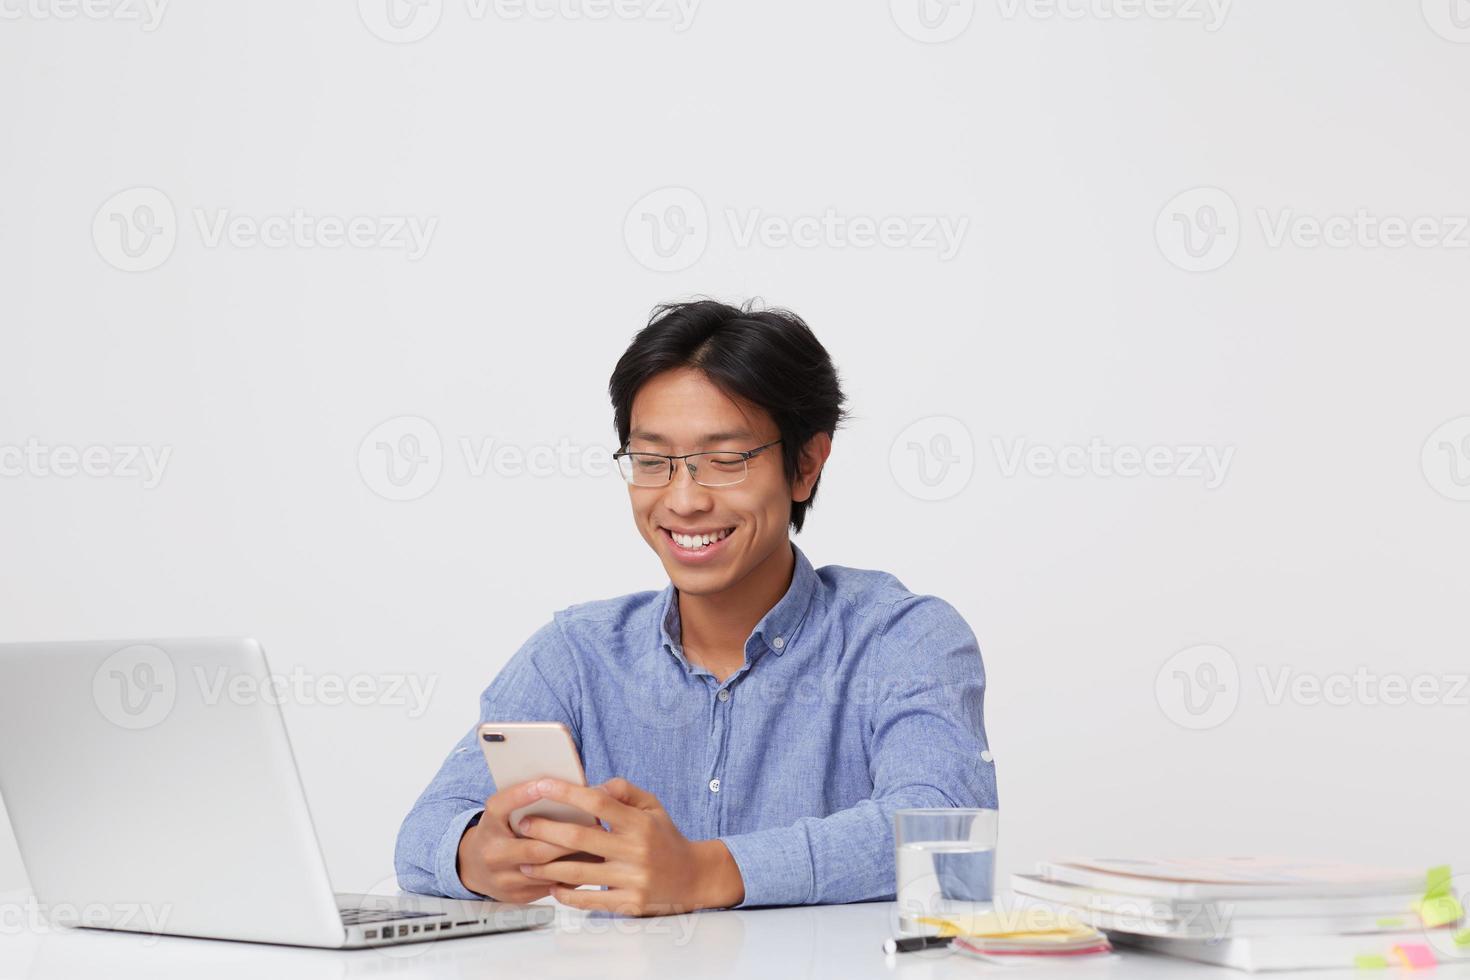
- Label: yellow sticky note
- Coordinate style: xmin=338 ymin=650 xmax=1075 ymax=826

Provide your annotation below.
xmin=1426 ymin=866 xmax=1453 ymax=899
xmin=1376 ymin=917 xmax=1405 ymax=929
xmin=1453 ymin=928 xmax=1470 ymax=947
xmin=1354 ymin=954 xmax=1388 ymax=969
xmin=1420 ymin=894 xmax=1465 ymax=929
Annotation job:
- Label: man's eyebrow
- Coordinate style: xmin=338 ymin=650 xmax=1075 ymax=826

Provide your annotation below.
xmin=628 ymin=429 xmax=755 ymax=444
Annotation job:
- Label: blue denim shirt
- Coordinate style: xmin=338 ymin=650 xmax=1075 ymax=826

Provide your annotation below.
xmin=394 ymin=544 xmax=996 ymax=908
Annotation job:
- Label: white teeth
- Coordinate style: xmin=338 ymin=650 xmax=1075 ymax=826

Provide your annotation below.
xmin=671 ymin=528 xmax=731 ymax=550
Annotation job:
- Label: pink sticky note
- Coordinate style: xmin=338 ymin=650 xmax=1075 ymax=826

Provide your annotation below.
xmin=1392 ymin=944 xmax=1437 ymax=970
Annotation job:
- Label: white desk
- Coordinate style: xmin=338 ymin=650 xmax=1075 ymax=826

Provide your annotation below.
xmin=2 ymin=890 xmax=1467 ymax=979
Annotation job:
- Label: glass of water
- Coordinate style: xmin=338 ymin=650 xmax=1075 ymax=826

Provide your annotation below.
xmin=894 ymin=808 xmax=999 ymax=936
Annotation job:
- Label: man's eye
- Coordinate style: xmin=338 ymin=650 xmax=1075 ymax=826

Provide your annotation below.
xmin=706 ymin=454 xmax=744 ymax=469
xmin=634 ymin=457 xmax=665 ymax=470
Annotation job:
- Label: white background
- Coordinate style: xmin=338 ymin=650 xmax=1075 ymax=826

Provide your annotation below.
xmin=2 ymin=0 xmax=1468 ymax=898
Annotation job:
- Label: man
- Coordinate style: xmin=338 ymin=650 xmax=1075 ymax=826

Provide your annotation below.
xmin=395 ymin=299 xmax=996 ymax=915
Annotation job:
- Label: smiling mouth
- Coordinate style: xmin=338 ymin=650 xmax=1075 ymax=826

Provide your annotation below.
xmin=661 ymin=526 xmax=736 ymax=552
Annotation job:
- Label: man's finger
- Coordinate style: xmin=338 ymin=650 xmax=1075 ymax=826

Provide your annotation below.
xmin=532 ymin=779 xmax=638 ymax=828
xmin=481 ymin=780 xmax=545 ymax=830
xmin=518 ymin=815 xmax=628 ymax=860
xmin=521 ymin=859 xmax=629 ymax=889
xmin=549 ymin=885 xmax=641 ymax=915
xmin=495 ymin=837 xmax=581 ymax=866
xmin=597 ymin=777 xmax=661 ymax=811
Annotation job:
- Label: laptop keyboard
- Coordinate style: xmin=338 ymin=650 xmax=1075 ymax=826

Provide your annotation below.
xmin=339 ymin=907 xmax=439 ymax=925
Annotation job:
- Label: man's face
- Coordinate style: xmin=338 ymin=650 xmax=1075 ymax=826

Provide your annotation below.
xmin=623 ymin=367 xmax=798 ymax=597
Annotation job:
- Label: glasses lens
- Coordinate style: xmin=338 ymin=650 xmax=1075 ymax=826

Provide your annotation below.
xmin=620 ymin=453 xmax=670 ymax=486
xmin=691 ymin=452 xmax=748 ymax=487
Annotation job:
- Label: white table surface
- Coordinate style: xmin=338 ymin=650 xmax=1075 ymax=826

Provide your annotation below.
xmin=2 ymin=890 xmax=1467 ymax=980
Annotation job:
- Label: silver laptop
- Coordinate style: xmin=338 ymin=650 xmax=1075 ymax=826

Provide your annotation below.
xmin=0 ymin=637 xmax=554 ymax=948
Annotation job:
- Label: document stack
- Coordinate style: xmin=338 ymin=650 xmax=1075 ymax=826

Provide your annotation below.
xmin=1012 ymin=858 xmax=1470 ymax=972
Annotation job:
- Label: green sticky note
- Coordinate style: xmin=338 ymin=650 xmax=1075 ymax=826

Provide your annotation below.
xmin=1421 ymin=894 xmax=1465 ymax=929
xmin=1354 ymin=954 xmax=1389 ymax=969
xmin=1376 ymin=917 xmax=1405 ymax=929
xmin=1454 ymin=928 xmax=1470 ymax=947
xmin=1426 ymin=866 xmax=1453 ymax=900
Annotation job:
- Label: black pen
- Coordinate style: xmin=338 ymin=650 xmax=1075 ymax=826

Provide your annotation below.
xmin=883 ymin=935 xmax=953 ymax=955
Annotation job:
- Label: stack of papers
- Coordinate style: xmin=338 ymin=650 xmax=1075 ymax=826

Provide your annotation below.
xmin=1013 ymin=858 xmax=1470 ymax=972
xmin=918 ymin=908 xmax=1114 ymax=965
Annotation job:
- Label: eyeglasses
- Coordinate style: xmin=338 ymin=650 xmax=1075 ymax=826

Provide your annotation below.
xmin=613 ymin=439 xmax=782 ymax=488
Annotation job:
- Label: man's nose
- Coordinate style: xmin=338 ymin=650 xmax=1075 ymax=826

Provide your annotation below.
xmin=664 ymin=460 xmax=713 ymax=512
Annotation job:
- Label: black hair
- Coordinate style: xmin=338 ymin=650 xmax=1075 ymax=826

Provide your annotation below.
xmin=609 ymin=299 xmax=847 ymax=533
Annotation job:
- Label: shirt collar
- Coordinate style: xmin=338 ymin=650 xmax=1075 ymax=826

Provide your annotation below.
xmin=658 ymin=542 xmax=820 ymax=661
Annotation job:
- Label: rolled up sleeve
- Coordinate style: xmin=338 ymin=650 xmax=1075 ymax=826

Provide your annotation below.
xmin=393 ymin=620 xmax=580 ymax=898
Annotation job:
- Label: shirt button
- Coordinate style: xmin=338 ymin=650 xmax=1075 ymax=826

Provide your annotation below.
xmin=772 ymin=636 xmax=785 ymax=650
xmin=717 ymin=689 xmax=730 ymax=702
xmin=708 ymin=778 xmax=721 ymax=793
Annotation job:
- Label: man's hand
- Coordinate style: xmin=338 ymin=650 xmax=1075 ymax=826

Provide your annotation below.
xmin=456 ymin=779 xmax=585 ymax=903
xmin=517 ymin=778 xmax=745 ymax=916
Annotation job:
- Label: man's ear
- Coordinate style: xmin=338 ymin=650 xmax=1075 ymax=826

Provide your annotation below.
xmin=790 ymin=432 xmax=833 ymax=504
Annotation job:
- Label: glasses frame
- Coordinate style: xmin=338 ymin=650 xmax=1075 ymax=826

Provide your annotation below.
xmin=612 ymin=438 xmax=783 ymax=488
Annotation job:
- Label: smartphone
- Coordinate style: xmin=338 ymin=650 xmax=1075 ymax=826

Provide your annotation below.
xmin=477 ymin=722 xmax=599 ymax=830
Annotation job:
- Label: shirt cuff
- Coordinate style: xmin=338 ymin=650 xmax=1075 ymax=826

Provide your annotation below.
xmin=434 ymin=807 xmax=487 ymax=900
xmin=719 ymin=824 xmax=814 ymax=908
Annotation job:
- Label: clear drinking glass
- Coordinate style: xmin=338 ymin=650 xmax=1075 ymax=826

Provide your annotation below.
xmin=894 ymin=808 xmax=999 ymax=936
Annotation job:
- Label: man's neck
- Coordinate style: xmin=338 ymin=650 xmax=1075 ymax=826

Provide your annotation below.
xmin=677 ymin=541 xmax=796 ymax=683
